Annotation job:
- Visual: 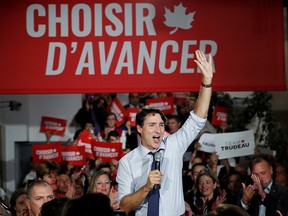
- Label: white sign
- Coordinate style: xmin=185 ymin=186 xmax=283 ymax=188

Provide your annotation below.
xmin=215 ymin=130 xmax=255 ymax=159
xmin=198 ymin=133 xmax=216 ymax=153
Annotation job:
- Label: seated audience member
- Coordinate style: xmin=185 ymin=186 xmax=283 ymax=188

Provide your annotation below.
xmin=25 ymin=180 xmax=55 ymax=216
xmin=189 ymin=168 xmax=226 ymax=216
xmin=61 ymin=193 xmax=113 ymax=216
xmin=40 ymin=197 xmax=68 ymax=216
xmin=208 ymin=203 xmax=251 ymax=216
xmin=87 ymin=170 xmax=120 ymax=211
xmin=56 ymin=167 xmax=74 ymax=198
xmin=36 ymin=161 xmax=59 ymax=193
xmin=9 ymin=188 xmax=29 ymax=216
xmin=239 ymin=155 xmax=288 ymax=216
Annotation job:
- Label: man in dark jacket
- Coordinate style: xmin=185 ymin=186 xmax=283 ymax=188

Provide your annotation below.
xmin=239 ymin=156 xmax=288 ymax=216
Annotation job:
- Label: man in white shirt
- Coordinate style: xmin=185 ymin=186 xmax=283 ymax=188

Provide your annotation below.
xmin=117 ymin=50 xmax=213 ymax=216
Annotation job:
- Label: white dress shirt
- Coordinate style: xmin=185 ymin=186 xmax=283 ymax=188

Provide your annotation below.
xmin=117 ymin=111 xmax=206 ymax=216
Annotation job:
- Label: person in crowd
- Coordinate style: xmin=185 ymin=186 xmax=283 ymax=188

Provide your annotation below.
xmin=40 ymin=197 xmax=68 ymax=216
xmin=9 ymin=188 xmax=29 ymax=216
xmin=166 ymin=114 xmax=182 ymax=134
xmin=74 ymin=93 xmax=109 ymax=135
xmin=189 ymin=168 xmax=226 ymax=216
xmin=185 ymin=163 xmax=207 ymax=196
xmin=25 ymin=180 xmax=55 ymax=216
xmin=239 ymin=155 xmax=288 ymax=216
xmin=116 ymin=50 xmax=213 ymax=215
xmin=87 ymin=170 xmax=120 ymax=211
xmin=207 ymin=203 xmax=251 ymax=216
xmin=99 ymin=112 xmax=123 ymax=141
xmin=275 ymin=173 xmax=288 ymax=187
xmin=61 ymin=193 xmax=113 ymax=216
xmin=73 ymin=120 xmax=95 ymax=141
xmin=124 ymin=93 xmax=144 ymax=109
xmin=56 ymin=167 xmax=75 ymax=198
xmin=225 ymin=171 xmax=242 ymax=205
xmin=36 ymin=161 xmax=59 ymax=193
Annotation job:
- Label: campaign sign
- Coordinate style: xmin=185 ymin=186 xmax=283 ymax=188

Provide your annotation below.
xmin=75 ymin=130 xmax=94 ymax=160
xmin=146 ymin=97 xmax=175 ymax=114
xmin=108 ymin=97 xmax=128 ymax=127
xmin=198 ymin=133 xmax=216 ymax=153
xmin=211 ymin=106 xmax=228 ymax=126
xmin=61 ymin=145 xmax=86 ymax=166
xmin=32 ymin=142 xmax=62 ymax=163
xmin=91 ymin=141 xmax=122 ymax=162
xmin=40 ymin=116 xmax=67 ymax=136
xmin=215 ymin=130 xmax=255 ymax=159
xmin=126 ymin=108 xmax=140 ymax=127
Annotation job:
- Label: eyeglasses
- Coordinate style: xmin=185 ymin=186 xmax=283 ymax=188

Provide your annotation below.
xmin=96 ymin=180 xmax=111 ymax=185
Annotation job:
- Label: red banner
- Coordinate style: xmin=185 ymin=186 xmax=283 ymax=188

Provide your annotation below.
xmin=146 ymin=97 xmax=175 ymax=114
xmin=40 ymin=116 xmax=67 ymax=136
xmin=61 ymin=145 xmax=86 ymax=166
xmin=108 ymin=98 xmax=128 ymax=127
xmin=126 ymin=108 xmax=140 ymax=127
xmin=0 ymin=0 xmax=285 ymax=93
xmin=32 ymin=142 xmax=62 ymax=163
xmin=211 ymin=106 xmax=228 ymax=126
xmin=91 ymin=141 xmax=122 ymax=162
xmin=74 ymin=130 xmax=95 ymax=160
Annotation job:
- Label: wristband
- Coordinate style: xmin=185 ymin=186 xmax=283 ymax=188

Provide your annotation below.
xmin=261 ymin=193 xmax=267 ymax=200
xmin=201 ymin=82 xmax=212 ymax=88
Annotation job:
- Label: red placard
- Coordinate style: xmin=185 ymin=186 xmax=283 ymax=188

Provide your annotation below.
xmin=146 ymin=97 xmax=175 ymax=114
xmin=0 ymin=0 xmax=285 ymax=93
xmin=91 ymin=141 xmax=122 ymax=162
xmin=40 ymin=116 xmax=67 ymax=136
xmin=74 ymin=130 xmax=95 ymax=160
xmin=61 ymin=145 xmax=86 ymax=166
xmin=126 ymin=108 xmax=140 ymax=127
xmin=108 ymin=98 xmax=128 ymax=127
xmin=32 ymin=142 xmax=62 ymax=163
xmin=211 ymin=106 xmax=228 ymax=126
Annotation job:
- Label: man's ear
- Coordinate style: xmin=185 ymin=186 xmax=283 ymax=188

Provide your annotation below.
xmin=136 ymin=125 xmax=142 ymax=135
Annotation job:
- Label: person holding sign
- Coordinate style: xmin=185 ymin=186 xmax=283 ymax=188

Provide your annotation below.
xmin=116 ymin=50 xmax=213 ymax=216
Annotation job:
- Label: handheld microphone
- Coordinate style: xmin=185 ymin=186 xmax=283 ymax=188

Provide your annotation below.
xmin=153 ymin=151 xmax=162 ymax=190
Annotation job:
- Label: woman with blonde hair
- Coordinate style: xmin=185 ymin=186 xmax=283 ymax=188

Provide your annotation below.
xmin=189 ymin=168 xmax=226 ymax=216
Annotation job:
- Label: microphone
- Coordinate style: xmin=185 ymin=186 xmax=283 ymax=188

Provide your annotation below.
xmin=153 ymin=151 xmax=162 ymax=190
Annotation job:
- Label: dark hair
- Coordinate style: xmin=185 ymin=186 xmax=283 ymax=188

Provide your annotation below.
xmin=9 ymin=188 xmax=27 ymax=209
xmin=136 ymin=106 xmax=167 ymax=129
xmin=40 ymin=197 xmax=68 ymax=216
xmin=208 ymin=203 xmax=251 ymax=216
xmin=36 ymin=161 xmax=59 ymax=179
xmin=107 ymin=130 xmax=120 ymax=141
xmin=61 ymin=193 xmax=113 ymax=216
xmin=167 ymin=114 xmax=181 ymax=123
xmin=249 ymin=155 xmax=274 ymax=172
